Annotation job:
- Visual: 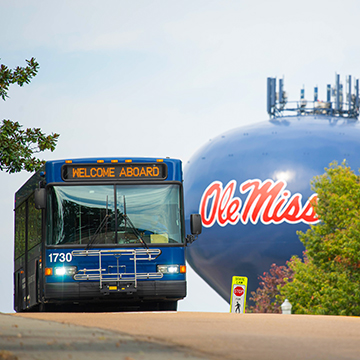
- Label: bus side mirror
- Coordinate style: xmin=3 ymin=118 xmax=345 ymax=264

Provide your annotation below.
xmin=34 ymin=188 xmax=46 ymax=210
xmin=186 ymin=214 xmax=202 ymax=245
xmin=190 ymin=214 xmax=202 ymax=235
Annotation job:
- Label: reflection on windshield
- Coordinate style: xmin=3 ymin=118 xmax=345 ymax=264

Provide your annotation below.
xmin=47 ymin=185 xmax=183 ymax=245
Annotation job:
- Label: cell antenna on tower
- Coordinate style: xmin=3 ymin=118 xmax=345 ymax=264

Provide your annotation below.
xmin=266 ymin=74 xmax=360 ymax=119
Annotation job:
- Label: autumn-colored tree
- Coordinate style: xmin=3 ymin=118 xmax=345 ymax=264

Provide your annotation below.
xmin=248 ymin=263 xmax=294 ymax=313
xmin=0 ymin=58 xmax=59 ymax=173
xmin=279 ymin=161 xmax=360 ymax=315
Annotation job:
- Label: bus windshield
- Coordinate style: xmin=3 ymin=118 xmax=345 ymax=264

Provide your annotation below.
xmin=47 ymin=184 xmax=183 ymax=245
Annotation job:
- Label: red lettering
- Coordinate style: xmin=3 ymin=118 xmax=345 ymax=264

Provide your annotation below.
xmin=300 ymin=194 xmax=318 ymax=223
xmin=218 ymin=181 xmax=241 ymax=226
xmin=200 ymin=181 xmax=222 ymax=227
xmin=199 ymin=180 xmax=241 ymax=227
xmin=199 ymin=178 xmax=319 ymax=228
xmin=240 ymin=179 xmax=286 ymax=224
xmin=267 ymin=193 xmax=290 ymax=223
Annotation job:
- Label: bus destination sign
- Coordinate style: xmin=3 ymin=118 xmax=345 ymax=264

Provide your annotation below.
xmin=62 ymin=163 xmax=167 ymax=181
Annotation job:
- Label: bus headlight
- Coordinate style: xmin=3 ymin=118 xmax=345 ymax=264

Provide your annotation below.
xmin=54 ymin=266 xmax=77 ymax=276
xmin=157 ymin=265 xmax=180 ymax=274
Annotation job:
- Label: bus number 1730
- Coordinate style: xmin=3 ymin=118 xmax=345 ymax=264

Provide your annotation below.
xmin=48 ymin=253 xmax=73 ymax=263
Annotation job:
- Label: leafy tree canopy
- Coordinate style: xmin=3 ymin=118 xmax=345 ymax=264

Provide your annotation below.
xmin=279 ymin=161 xmax=360 ymax=316
xmin=0 ymin=58 xmax=59 ymax=173
xmin=250 ymin=161 xmax=360 ymax=316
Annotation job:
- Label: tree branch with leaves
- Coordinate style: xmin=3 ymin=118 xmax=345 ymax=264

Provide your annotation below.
xmin=0 ymin=58 xmax=59 ymax=173
xmin=248 ymin=263 xmax=294 ymax=313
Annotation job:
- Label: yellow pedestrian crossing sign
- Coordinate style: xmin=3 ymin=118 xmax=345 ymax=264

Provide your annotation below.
xmin=230 ymin=276 xmax=248 ymax=313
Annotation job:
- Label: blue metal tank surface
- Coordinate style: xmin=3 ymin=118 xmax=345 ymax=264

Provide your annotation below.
xmin=184 ymin=76 xmax=360 ymax=303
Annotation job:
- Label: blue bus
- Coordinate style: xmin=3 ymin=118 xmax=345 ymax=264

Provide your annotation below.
xmin=14 ymin=157 xmax=201 ymax=312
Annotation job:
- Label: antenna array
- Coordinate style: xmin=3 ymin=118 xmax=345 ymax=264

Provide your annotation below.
xmin=267 ymin=74 xmax=360 ymax=119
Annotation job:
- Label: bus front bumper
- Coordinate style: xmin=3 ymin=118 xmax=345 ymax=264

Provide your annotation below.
xmin=44 ymin=280 xmax=186 ymax=302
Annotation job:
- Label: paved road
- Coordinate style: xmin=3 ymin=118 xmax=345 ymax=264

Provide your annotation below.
xmin=0 ymin=313 xmax=206 ymax=360
xmin=5 ymin=312 xmax=360 ymax=360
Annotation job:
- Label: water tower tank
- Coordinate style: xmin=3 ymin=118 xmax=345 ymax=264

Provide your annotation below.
xmin=185 ymin=75 xmax=360 ymax=302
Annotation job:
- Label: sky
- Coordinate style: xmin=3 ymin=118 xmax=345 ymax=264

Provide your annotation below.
xmin=1 ymin=0 xmax=360 ymax=313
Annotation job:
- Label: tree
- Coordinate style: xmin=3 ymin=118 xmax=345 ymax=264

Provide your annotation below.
xmin=279 ymin=161 xmax=360 ymax=316
xmin=0 ymin=58 xmax=59 ymax=173
xmin=248 ymin=263 xmax=294 ymax=313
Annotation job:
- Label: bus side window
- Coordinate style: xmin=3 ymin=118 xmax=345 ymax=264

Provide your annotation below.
xmin=15 ymin=202 xmax=26 ymax=260
xmin=28 ymin=194 xmax=42 ymax=250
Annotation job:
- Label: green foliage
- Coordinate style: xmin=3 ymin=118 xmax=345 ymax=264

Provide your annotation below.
xmin=0 ymin=58 xmax=59 ymax=173
xmin=278 ymin=253 xmax=360 ymax=315
xmin=0 ymin=57 xmax=39 ymax=100
xmin=0 ymin=120 xmax=59 ymax=173
xmin=279 ymin=161 xmax=360 ymax=316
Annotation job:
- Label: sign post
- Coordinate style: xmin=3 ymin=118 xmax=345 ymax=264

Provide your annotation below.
xmin=230 ymin=276 xmax=248 ymax=313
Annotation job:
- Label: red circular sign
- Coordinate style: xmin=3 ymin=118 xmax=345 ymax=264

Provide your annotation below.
xmin=234 ymin=286 xmax=244 ymax=297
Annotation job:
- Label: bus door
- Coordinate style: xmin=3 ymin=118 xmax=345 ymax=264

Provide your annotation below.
xmin=14 ymin=269 xmax=26 ymax=311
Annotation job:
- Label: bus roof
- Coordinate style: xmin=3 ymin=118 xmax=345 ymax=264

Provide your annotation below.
xmin=45 ymin=157 xmax=183 ymax=183
xmin=15 ymin=157 xmax=183 ymax=207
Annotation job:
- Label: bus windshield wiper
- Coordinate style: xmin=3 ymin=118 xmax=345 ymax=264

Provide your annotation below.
xmin=119 ymin=196 xmax=148 ymax=249
xmin=86 ymin=196 xmax=110 ymax=250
